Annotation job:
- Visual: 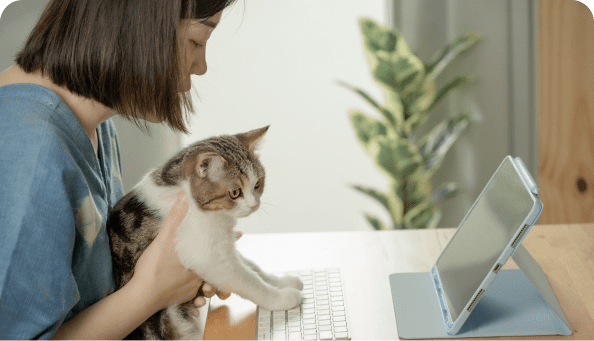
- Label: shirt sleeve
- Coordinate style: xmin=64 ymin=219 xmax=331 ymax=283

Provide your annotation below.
xmin=0 ymin=134 xmax=80 ymax=339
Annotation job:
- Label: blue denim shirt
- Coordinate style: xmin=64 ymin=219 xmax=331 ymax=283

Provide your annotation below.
xmin=0 ymin=84 xmax=125 ymax=339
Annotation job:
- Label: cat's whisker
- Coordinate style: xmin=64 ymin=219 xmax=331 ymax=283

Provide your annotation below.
xmin=256 ymin=206 xmax=280 ymax=229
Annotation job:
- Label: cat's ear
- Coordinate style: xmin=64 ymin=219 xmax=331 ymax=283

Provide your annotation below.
xmin=185 ymin=152 xmax=227 ymax=180
xmin=236 ymin=126 xmax=269 ymax=152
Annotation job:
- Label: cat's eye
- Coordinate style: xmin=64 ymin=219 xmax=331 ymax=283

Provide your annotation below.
xmin=229 ymin=188 xmax=242 ymax=200
xmin=255 ymin=180 xmax=262 ymax=189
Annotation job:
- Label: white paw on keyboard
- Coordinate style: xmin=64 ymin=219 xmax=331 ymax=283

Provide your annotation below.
xmin=256 ymin=268 xmax=350 ymax=340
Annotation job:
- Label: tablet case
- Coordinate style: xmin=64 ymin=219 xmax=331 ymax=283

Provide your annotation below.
xmin=389 ymin=244 xmax=572 ymax=339
xmin=430 ymin=156 xmax=543 ymax=335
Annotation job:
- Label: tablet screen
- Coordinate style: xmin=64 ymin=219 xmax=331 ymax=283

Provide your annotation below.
xmin=435 ymin=158 xmax=534 ymax=322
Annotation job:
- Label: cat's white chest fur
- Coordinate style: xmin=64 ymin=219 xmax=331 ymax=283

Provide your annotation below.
xmin=135 ymin=176 xmax=237 ymax=272
xmin=135 ymin=173 xmax=303 ymax=313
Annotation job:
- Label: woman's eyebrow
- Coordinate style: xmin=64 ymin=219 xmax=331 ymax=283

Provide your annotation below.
xmin=198 ymin=19 xmax=218 ymax=29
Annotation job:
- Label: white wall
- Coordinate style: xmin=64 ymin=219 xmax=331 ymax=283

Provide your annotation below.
xmin=181 ymin=0 xmax=389 ymax=233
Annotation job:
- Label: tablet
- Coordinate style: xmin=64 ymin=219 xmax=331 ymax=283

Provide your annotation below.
xmin=430 ymin=156 xmax=543 ymax=335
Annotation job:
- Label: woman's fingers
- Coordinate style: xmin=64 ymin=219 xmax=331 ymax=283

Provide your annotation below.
xmin=200 ymin=282 xmax=216 ymax=298
xmin=194 ymin=295 xmax=207 ymax=307
xmin=162 ymin=192 xmax=189 ymax=236
xmin=217 ymin=291 xmax=232 ymax=300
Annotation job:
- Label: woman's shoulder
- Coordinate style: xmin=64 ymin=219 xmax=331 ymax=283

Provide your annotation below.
xmin=1 ymin=83 xmax=92 ymax=152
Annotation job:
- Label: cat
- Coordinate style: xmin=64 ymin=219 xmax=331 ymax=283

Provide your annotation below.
xmin=106 ymin=126 xmax=303 ymax=339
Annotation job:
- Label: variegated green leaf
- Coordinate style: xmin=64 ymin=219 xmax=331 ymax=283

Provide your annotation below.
xmin=402 ymin=172 xmax=433 ymax=208
xmin=430 ymin=182 xmax=460 ymax=204
xmin=384 ymin=89 xmax=405 ymax=129
xmin=426 ymin=75 xmax=474 ymax=114
xmin=402 ymin=76 xmax=436 ymax=133
xmin=386 ymin=180 xmax=404 ymax=226
xmin=351 ymin=185 xmax=390 ymax=212
xmin=369 ymin=136 xmax=400 ymax=178
xmin=426 ymin=33 xmax=482 ymax=79
xmin=365 ymin=213 xmax=390 ymax=230
xmin=359 ymin=18 xmax=416 ymax=59
xmin=339 ymin=81 xmax=399 ymax=128
xmin=369 ymin=52 xmax=426 ymax=97
xmin=349 ymin=111 xmax=388 ymax=154
xmin=419 ymin=113 xmax=472 ymax=174
xmin=403 ymin=202 xmax=441 ymax=229
xmin=359 ymin=18 xmax=398 ymax=54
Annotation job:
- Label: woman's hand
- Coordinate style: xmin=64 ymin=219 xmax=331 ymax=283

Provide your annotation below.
xmin=129 ymin=192 xmax=244 ymax=316
xmin=129 ymin=192 xmax=202 ymax=311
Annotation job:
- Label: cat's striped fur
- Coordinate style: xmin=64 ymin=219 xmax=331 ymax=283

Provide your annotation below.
xmin=107 ymin=126 xmax=303 ymax=339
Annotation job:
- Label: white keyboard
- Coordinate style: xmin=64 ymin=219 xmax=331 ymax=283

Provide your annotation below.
xmin=256 ymin=268 xmax=350 ymax=340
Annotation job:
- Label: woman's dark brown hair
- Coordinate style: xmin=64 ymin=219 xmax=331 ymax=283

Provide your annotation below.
xmin=16 ymin=0 xmax=237 ymax=133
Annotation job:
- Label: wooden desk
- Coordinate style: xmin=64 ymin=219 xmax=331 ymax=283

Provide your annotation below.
xmin=203 ymin=224 xmax=594 ymax=340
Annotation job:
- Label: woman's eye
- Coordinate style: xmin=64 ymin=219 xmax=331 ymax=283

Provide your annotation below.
xmin=230 ymin=188 xmax=242 ymax=199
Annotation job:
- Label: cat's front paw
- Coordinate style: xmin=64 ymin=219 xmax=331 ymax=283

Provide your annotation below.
xmin=264 ymin=288 xmax=302 ymax=311
xmin=277 ymin=275 xmax=303 ymax=290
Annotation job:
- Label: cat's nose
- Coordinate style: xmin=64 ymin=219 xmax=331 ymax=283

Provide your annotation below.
xmin=249 ymin=205 xmax=258 ymax=211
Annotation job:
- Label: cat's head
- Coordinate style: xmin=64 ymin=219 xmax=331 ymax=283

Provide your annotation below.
xmin=183 ymin=126 xmax=268 ymax=218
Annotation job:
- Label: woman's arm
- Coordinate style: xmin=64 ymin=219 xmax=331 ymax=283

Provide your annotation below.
xmin=51 ymin=192 xmax=202 ymax=340
xmin=50 ymin=276 xmax=169 ymax=340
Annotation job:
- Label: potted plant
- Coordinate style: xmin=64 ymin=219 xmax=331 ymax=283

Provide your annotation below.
xmin=341 ymin=18 xmax=481 ymax=230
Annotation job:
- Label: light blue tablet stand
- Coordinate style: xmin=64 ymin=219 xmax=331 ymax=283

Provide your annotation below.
xmin=389 ymin=244 xmax=572 ymax=339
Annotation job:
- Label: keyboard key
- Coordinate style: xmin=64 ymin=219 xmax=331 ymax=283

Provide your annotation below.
xmin=319 ymin=331 xmax=333 ymax=340
xmin=318 ymin=320 xmax=331 ymax=326
xmin=332 ymin=306 xmax=345 ymax=311
xmin=331 ymin=301 xmax=344 ymax=307
xmin=303 ymin=323 xmax=317 ymax=331
xmin=333 ymin=321 xmax=347 ymax=327
xmin=333 ymin=316 xmax=346 ymax=322
xmin=288 ymin=332 xmax=302 ymax=340
xmin=303 ymin=318 xmax=316 ymax=325
xmin=330 ymin=291 xmax=343 ymax=297
xmin=335 ymin=326 xmax=348 ymax=333
xmin=333 ymin=311 xmax=346 ymax=317
xmin=288 ymin=326 xmax=300 ymax=333
xmin=272 ymin=334 xmax=287 ymax=341
xmin=316 ymin=309 xmax=330 ymax=315
xmin=335 ymin=331 xmax=350 ymax=340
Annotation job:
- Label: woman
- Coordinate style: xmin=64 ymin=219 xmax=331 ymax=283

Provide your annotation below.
xmin=0 ymin=0 xmax=237 ymax=338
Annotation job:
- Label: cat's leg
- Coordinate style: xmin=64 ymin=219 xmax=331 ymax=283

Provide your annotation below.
xmin=165 ymin=304 xmax=204 ymax=340
xmin=238 ymin=254 xmax=303 ymax=290
xmin=202 ymin=258 xmax=302 ymax=311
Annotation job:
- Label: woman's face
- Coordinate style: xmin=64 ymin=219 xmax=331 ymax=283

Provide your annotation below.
xmin=178 ymin=11 xmax=223 ymax=92
xmin=142 ymin=11 xmax=222 ymax=124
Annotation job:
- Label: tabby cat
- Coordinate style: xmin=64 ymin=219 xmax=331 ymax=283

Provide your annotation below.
xmin=107 ymin=126 xmax=303 ymax=339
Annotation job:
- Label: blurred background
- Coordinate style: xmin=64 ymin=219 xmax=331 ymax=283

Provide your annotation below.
xmin=1 ymin=0 xmax=592 ymax=233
